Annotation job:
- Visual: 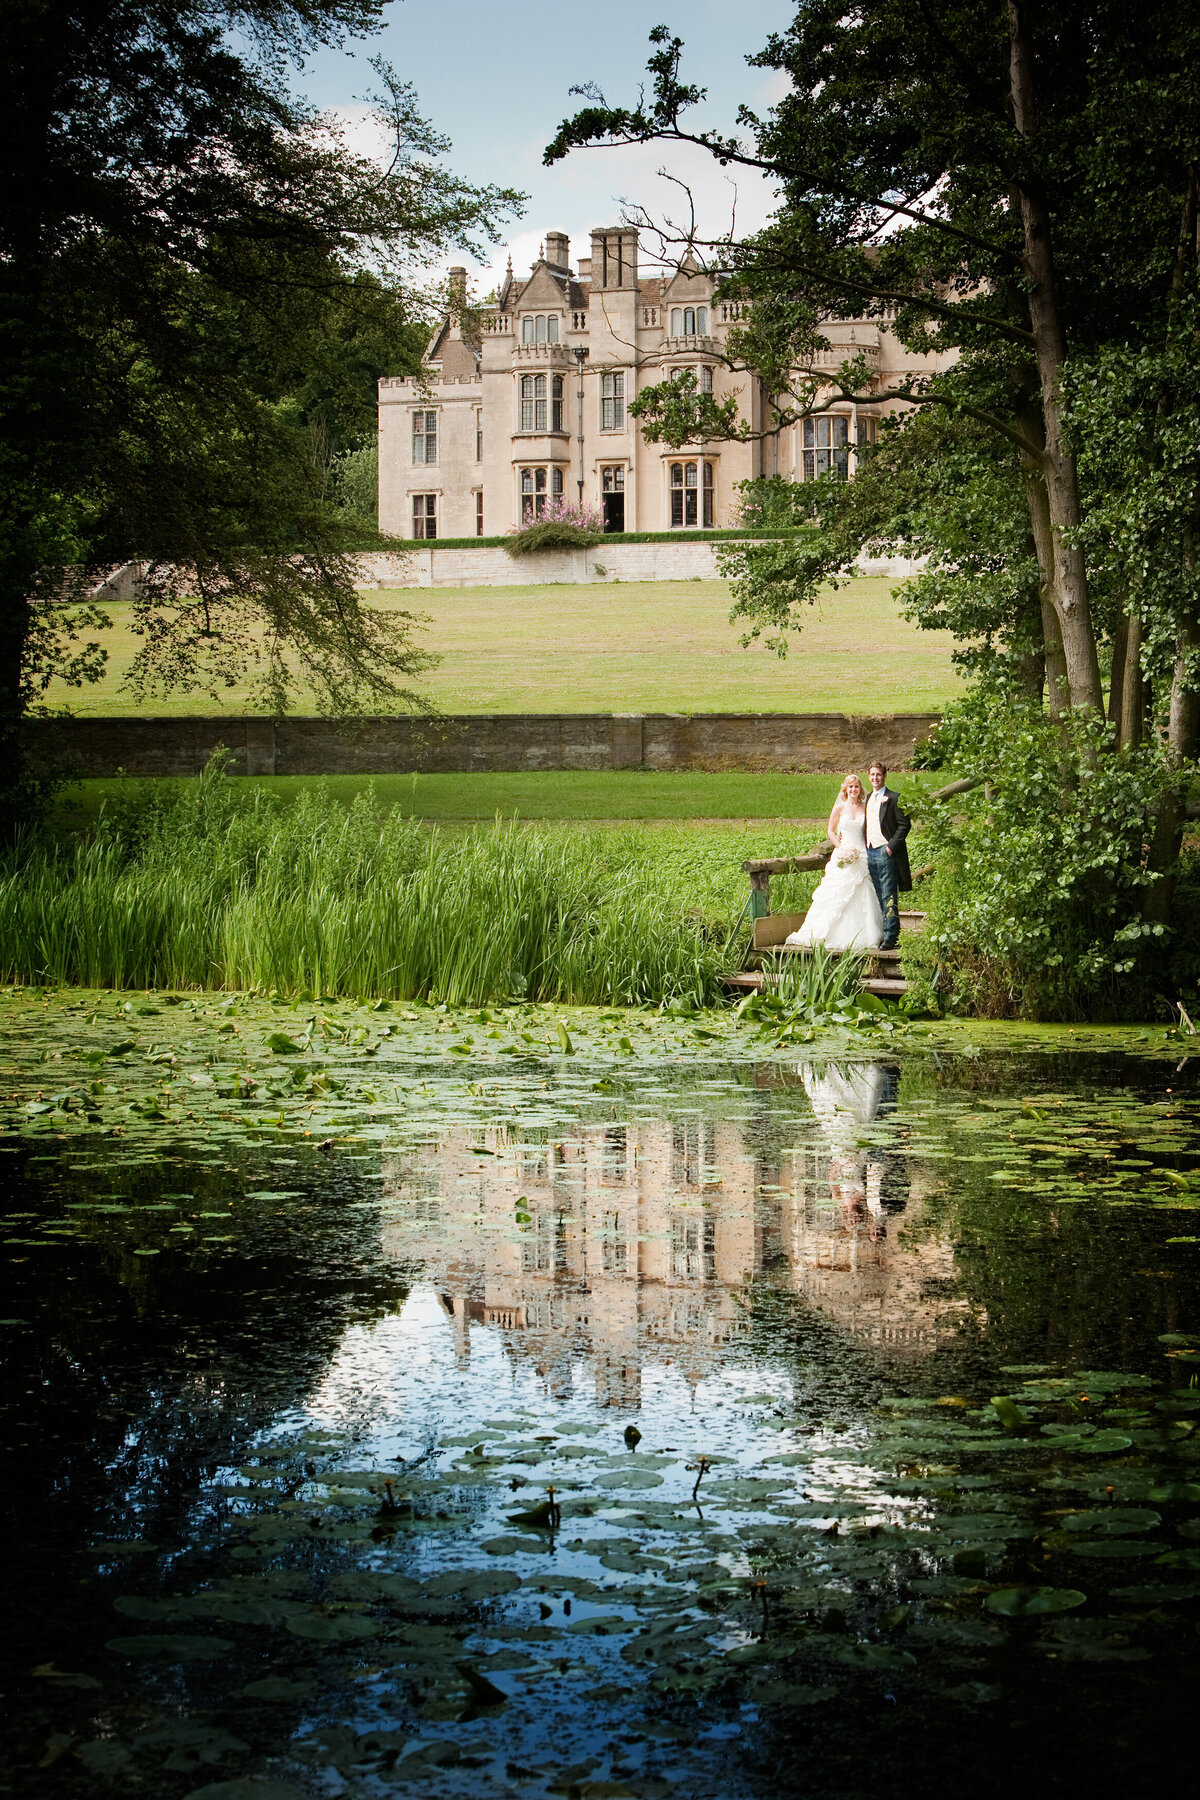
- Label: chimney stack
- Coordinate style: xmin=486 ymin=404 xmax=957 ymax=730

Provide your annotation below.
xmin=589 ymin=227 xmax=638 ymax=290
xmin=544 ymin=231 xmax=570 ymax=271
xmin=447 ymin=266 xmax=467 ymax=313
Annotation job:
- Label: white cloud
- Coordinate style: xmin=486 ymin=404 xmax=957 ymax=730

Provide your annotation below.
xmin=467 ymin=137 xmax=782 ymax=295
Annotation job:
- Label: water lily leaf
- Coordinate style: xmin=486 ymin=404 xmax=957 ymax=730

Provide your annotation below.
xmin=481 ymin=1536 xmax=544 ymax=1557
xmin=747 ymin=1680 xmax=837 ymax=1706
xmin=237 ymin=1676 xmax=316 ymax=1700
xmin=265 ymin=1034 xmax=306 ymax=1055
xmin=1063 ymin=1509 xmax=1160 ymax=1534
xmin=565 ymin=1614 xmax=630 ymax=1635
xmin=106 ymin=1634 xmax=233 ymax=1660
xmin=831 ymin=1643 xmax=916 ymax=1669
xmin=420 ymin=1571 xmax=521 ymax=1600
xmin=591 ymin=1471 xmax=663 ymax=1490
xmin=283 ymin=1610 xmax=381 ymax=1641
xmin=1154 ymin=1548 xmax=1200 ymax=1569
xmin=75 ymin=1741 xmax=133 ymax=1775
xmin=985 ymin=1588 xmax=1086 ymax=1615
xmin=1069 ymin=1540 xmax=1163 ymax=1559
xmin=182 ymin=1783 xmax=309 ymax=1800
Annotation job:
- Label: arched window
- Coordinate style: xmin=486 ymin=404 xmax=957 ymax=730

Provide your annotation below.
xmin=696 ymin=306 xmax=708 ymax=334
xmin=547 ymin=314 xmax=559 ymax=343
xmin=535 ymin=314 xmax=546 ymax=344
xmin=520 ymin=375 xmax=534 ymax=431
xmin=669 ymin=460 xmax=715 ymax=527
xmin=552 ymin=375 xmax=563 ymax=432
xmin=522 ymin=316 xmax=534 ymax=344
xmin=699 ymin=365 xmax=713 ymax=394
xmin=670 ymin=308 xmax=682 ymax=335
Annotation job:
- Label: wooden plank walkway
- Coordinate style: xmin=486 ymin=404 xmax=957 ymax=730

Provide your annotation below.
xmin=724 ymin=911 xmax=926 ymax=998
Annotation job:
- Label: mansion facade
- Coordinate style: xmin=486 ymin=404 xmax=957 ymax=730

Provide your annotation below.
xmin=377 ymin=225 xmax=953 ymax=541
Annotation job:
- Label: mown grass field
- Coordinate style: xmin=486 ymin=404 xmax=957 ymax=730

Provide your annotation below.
xmin=57 ymin=768 xmax=938 ymax=828
xmin=46 ymin=576 xmax=963 ymax=717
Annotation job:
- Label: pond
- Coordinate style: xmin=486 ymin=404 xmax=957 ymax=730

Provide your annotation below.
xmin=3 ymin=992 xmax=1200 ymax=1799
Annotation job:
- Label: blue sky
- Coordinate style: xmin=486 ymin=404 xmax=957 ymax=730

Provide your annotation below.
xmin=296 ymin=0 xmax=795 ymax=288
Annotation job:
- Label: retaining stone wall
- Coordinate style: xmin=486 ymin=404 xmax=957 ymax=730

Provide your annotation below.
xmin=26 ymin=712 xmax=938 ymax=779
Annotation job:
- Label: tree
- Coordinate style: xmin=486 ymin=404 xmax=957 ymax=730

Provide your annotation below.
xmin=1 ymin=1 xmax=520 ymax=831
xmin=545 ymin=6 xmax=1200 ymax=740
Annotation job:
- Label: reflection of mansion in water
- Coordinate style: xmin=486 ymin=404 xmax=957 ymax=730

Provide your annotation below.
xmin=381 ymin=1069 xmax=969 ymax=1406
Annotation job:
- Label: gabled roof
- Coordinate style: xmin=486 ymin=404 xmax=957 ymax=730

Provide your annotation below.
xmin=514 ymin=261 xmax=572 ymax=310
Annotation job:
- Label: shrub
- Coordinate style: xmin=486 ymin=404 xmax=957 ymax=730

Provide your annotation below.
xmin=904 ymin=696 xmax=1186 ymax=1019
xmin=504 ymin=498 xmax=603 ymax=555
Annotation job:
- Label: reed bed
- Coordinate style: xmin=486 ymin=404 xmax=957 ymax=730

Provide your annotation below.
xmin=0 ymin=764 xmax=739 ymax=1005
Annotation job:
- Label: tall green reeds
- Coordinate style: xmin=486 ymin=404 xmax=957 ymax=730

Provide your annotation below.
xmin=0 ymin=761 xmax=732 ymax=1005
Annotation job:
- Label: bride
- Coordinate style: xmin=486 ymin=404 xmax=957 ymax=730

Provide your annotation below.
xmin=785 ymin=774 xmax=885 ymax=952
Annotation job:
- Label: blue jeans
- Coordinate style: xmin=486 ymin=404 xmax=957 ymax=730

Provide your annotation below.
xmin=868 ymin=846 xmax=900 ymax=947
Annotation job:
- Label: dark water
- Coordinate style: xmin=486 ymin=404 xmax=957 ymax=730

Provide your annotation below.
xmin=4 ymin=1007 xmax=1200 ymax=1799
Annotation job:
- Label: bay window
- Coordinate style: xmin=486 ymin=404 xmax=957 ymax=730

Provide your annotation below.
xmin=521 ymin=466 xmax=564 ymax=520
xmin=669 ymin=460 xmax=714 ymax=528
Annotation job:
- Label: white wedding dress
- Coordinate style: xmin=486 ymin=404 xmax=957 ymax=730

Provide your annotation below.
xmin=786 ymin=809 xmax=884 ymax=952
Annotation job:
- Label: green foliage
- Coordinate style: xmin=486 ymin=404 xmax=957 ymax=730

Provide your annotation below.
xmin=329 ymin=441 xmax=379 ymax=532
xmin=0 ymin=758 xmax=736 ymax=1006
xmin=1065 ymin=287 xmax=1200 ymax=700
xmin=504 ymin=522 xmax=602 ymax=556
xmin=0 ymin=0 xmax=522 ymax=831
xmin=905 ymin=700 xmax=1185 ymax=1018
xmin=627 ymin=367 xmax=742 ymax=446
xmin=731 ymin=477 xmax=814 ymax=532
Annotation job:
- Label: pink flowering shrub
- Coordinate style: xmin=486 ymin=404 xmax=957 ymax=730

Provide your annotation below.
xmin=506 ymin=495 xmax=604 ymax=554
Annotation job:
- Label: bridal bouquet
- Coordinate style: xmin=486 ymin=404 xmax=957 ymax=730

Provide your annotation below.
xmin=835 ymin=847 xmax=860 ymax=867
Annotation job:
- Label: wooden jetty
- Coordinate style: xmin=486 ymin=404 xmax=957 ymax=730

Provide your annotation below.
xmin=723 ymin=774 xmax=978 ymax=999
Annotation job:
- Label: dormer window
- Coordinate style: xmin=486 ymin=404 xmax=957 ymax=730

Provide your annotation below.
xmin=669 ymin=306 xmax=708 ymax=337
xmin=521 ymin=314 xmax=560 ymax=345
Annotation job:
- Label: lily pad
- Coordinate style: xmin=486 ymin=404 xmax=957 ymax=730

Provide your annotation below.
xmin=984 ymin=1588 xmax=1086 ymax=1615
xmin=106 ymin=1634 xmax=234 ymax=1660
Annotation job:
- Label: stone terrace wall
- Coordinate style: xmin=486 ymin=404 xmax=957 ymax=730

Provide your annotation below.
xmin=352 ymin=543 xmax=922 ymax=588
xmin=26 ymin=713 xmax=938 ymax=778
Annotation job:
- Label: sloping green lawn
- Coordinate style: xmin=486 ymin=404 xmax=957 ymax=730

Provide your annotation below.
xmin=45 ymin=576 xmax=962 ymax=716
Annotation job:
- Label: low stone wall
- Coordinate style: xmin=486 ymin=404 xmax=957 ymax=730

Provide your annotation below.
xmin=351 ymin=542 xmax=923 ymax=588
xmin=85 ymin=542 xmax=922 ymax=597
xmin=27 ymin=712 xmax=938 ymax=778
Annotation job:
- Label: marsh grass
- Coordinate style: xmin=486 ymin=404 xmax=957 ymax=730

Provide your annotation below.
xmin=0 ymin=760 xmax=742 ymax=1005
xmin=758 ymin=943 xmax=868 ymax=1014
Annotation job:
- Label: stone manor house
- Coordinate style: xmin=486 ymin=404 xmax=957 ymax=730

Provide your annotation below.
xmin=377 ymin=225 xmax=951 ymax=541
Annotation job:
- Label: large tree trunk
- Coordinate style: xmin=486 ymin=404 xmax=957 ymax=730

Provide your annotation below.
xmin=1020 ymin=443 xmax=1069 ymax=715
xmin=1006 ymin=0 xmax=1103 ymax=715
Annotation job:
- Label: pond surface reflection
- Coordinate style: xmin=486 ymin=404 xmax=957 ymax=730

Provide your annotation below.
xmin=4 ymin=1023 xmax=1200 ymax=1800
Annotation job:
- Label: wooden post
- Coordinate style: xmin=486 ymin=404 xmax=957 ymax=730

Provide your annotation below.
xmin=749 ymin=868 xmax=770 ymax=919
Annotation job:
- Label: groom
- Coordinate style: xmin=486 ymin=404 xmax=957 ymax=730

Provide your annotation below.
xmin=864 ymin=761 xmax=912 ymax=951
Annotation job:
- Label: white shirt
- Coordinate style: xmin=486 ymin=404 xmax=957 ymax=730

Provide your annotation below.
xmin=866 ymin=788 xmax=888 ymax=849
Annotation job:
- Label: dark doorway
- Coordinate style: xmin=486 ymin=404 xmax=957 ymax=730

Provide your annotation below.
xmin=601 ymin=464 xmax=625 ymax=533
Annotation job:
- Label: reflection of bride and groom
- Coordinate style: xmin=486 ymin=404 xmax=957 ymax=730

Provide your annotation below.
xmin=786 ymin=760 xmax=912 ymax=952
xmin=801 ymin=1061 xmax=904 ymax=1244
